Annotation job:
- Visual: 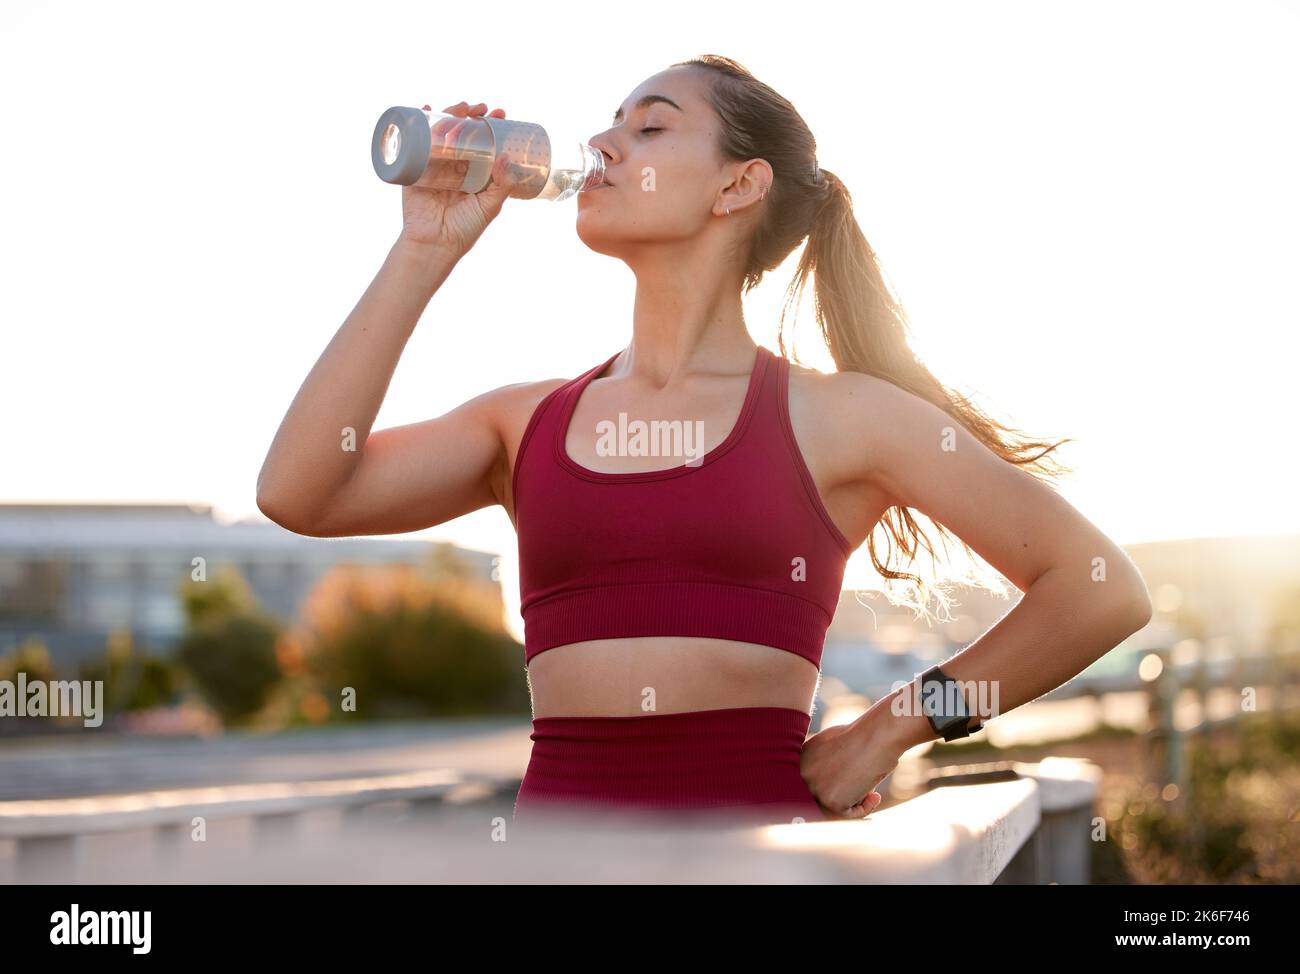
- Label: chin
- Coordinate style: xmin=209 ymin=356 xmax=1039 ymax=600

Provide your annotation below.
xmin=575 ymin=217 xmax=625 ymax=257
xmin=575 ymin=234 xmax=624 ymax=259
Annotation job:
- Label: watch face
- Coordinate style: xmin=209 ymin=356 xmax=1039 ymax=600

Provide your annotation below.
xmin=921 ymin=681 xmax=947 ymax=718
xmin=922 ymin=677 xmax=964 ymax=727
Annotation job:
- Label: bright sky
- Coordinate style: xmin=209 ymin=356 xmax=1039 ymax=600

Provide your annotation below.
xmin=3 ymin=1 xmax=1297 ymax=642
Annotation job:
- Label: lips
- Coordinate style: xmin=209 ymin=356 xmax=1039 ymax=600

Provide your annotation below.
xmin=580 ymin=174 xmax=613 ymax=199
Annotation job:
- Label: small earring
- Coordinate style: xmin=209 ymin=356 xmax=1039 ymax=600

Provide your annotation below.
xmin=725 ymin=206 xmax=731 ymax=216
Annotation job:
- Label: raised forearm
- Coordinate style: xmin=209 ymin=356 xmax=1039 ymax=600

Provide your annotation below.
xmin=865 ymin=565 xmax=1152 ymax=751
xmin=256 ymin=237 xmax=461 ymax=528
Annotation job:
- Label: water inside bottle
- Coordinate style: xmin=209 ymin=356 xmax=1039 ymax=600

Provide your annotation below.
xmin=414 ymin=110 xmax=598 ymax=202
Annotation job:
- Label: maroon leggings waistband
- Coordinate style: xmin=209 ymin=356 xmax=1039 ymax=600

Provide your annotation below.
xmin=514 ymin=705 xmax=826 ymax=828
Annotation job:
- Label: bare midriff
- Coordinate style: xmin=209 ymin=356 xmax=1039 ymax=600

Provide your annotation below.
xmin=525 ymin=635 xmax=820 ymax=718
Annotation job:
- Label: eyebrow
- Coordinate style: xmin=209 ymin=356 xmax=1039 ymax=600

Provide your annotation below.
xmin=612 ymin=94 xmax=683 ymax=123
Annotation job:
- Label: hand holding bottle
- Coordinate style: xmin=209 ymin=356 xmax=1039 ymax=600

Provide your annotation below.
xmin=399 ymin=101 xmax=517 ymax=258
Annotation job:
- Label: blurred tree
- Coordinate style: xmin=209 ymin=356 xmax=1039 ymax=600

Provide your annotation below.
xmin=174 ymin=565 xmax=285 ymax=726
xmin=297 ymin=563 xmax=527 ymax=719
xmin=175 ymin=612 xmax=284 ymax=726
xmin=179 ymin=562 xmax=257 ymax=626
xmin=78 ymin=628 xmax=184 ymax=716
xmin=0 ymin=637 xmax=57 ymax=684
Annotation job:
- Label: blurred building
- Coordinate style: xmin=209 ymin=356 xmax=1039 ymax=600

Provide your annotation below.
xmin=0 ymin=503 xmax=500 ymax=666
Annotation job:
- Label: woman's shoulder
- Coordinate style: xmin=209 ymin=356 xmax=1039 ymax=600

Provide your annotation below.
xmin=485 ymin=375 xmax=573 ymax=438
xmin=478 ymin=350 xmax=623 ymax=440
xmin=781 ymin=356 xmax=912 ymax=481
xmin=783 ymin=356 xmax=893 ymax=411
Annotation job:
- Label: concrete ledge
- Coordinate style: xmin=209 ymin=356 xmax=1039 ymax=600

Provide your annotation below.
xmin=1 ymin=757 xmax=1103 ymax=883
xmin=0 ymin=769 xmax=469 ymax=838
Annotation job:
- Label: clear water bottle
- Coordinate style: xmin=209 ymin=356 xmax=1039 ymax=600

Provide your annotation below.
xmin=371 ymin=106 xmax=606 ymax=202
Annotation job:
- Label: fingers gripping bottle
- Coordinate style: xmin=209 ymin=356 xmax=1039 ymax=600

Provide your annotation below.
xmin=371 ymin=106 xmax=606 ymax=202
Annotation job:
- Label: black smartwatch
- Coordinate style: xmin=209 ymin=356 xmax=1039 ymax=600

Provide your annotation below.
xmin=918 ymin=664 xmax=983 ymax=742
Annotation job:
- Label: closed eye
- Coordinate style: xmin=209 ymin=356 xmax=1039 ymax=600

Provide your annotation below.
xmin=640 ymin=127 xmax=662 ymax=134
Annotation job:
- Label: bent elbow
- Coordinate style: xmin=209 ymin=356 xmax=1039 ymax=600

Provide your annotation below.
xmin=256 ymin=491 xmax=316 ymax=537
xmin=1120 ymin=584 xmax=1154 ymax=634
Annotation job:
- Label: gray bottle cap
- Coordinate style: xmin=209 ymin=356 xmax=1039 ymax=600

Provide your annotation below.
xmin=372 ymin=106 xmax=432 ymax=185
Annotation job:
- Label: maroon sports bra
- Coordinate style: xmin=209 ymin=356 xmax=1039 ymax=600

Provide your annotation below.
xmin=511 ymin=344 xmax=854 ymax=668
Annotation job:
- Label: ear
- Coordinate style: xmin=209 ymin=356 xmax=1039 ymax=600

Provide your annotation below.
xmin=716 ymin=158 xmax=774 ymax=217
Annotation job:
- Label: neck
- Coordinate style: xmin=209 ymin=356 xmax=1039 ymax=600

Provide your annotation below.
xmin=620 ymin=245 xmax=756 ymax=388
